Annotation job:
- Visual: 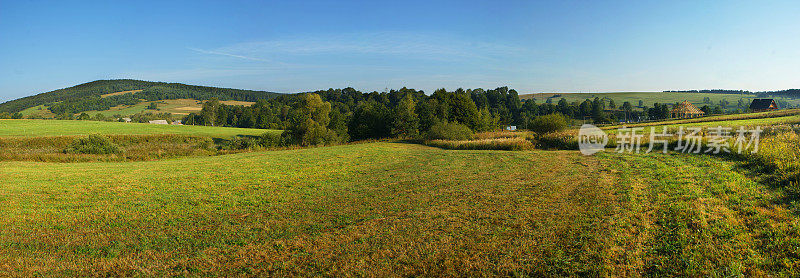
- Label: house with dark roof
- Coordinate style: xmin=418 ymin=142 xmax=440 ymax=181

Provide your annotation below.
xmin=749 ymin=99 xmax=778 ymax=112
xmin=670 ymin=101 xmax=705 ymax=118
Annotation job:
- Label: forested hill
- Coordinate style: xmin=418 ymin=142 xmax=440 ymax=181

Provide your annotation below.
xmin=0 ymin=79 xmax=281 ymax=114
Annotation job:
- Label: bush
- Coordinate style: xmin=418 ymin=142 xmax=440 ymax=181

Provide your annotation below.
xmin=424 ymin=122 xmax=473 ymax=140
xmin=64 ymin=134 xmax=120 ymax=154
xmin=220 ymin=132 xmax=289 ymax=150
xmin=227 ymin=137 xmax=259 ymax=150
xmin=529 ymin=113 xmax=568 ymax=135
xmin=258 ymin=132 xmax=285 ymax=147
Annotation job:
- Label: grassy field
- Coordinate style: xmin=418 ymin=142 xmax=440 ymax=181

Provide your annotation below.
xmin=82 ymin=99 xmax=255 ymax=117
xmin=3 ymin=113 xmax=800 ymax=275
xmin=18 ymin=97 xmax=255 ymax=119
xmin=519 ymin=91 xmax=800 ymax=109
xmin=0 ymin=134 xmax=220 ymax=162
xmin=601 ymin=109 xmax=800 ymax=130
xmin=0 ymin=142 xmax=796 ymax=276
xmin=0 ymin=119 xmax=276 ymax=139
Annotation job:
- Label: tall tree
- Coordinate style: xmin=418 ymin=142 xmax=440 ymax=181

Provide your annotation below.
xmin=285 ymin=94 xmax=339 ymax=146
xmin=200 ymin=98 xmax=220 ymax=126
xmin=391 ymin=95 xmax=420 ymax=138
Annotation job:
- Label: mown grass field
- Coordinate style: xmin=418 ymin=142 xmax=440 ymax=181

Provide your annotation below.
xmin=520 ymin=91 xmax=800 ymax=109
xmin=4 ymin=114 xmax=800 ymax=276
xmin=0 ymin=119 xmax=275 ymax=139
xmin=1 ymin=142 xmax=797 ymax=276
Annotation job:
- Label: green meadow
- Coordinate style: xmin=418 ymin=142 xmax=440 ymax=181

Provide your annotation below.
xmin=80 ymin=99 xmax=255 ymax=118
xmin=602 ymin=108 xmax=800 ymax=130
xmin=19 ymin=105 xmax=56 ymax=118
xmin=2 ymin=116 xmax=800 ymax=276
xmin=3 ymin=142 xmax=798 ymax=276
xmin=520 ymin=91 xmax=800 ymax=108
xmin=0 ymin=119 xmax=276 ymax=139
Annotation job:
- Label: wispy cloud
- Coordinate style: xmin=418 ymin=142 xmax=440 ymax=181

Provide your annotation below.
xmin=199 ymin=31 xmax=527 ymax=62
xmin=121 ymin=67 xmax=283 ymax=81
xmin=188 ymin=47 xmax=273 ymax=62
xmin=169 ymin=31 xmax=531 ymax=93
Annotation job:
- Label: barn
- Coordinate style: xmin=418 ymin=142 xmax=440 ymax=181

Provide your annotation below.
xmin=749 ymin=99 xmax=778 ymax=112
xmin=148 ymin=120 xmax=169 ymax=125
xmin=670 ymin=101 xmax=705 ymax=118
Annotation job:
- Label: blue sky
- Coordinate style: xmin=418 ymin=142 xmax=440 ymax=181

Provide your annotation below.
xmin=1 ymin=0 xmax=799 ymax=102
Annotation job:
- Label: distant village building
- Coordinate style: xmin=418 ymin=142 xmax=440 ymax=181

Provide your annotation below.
xmin=171 ymin=120 xmax=182 ymax=125
xmin=148 ymin=120 xmax=169 ymax=125
xmin=749 ymin=99 xmax=778 ymax=112
xmin=121 ymin=117 xmax=131 ymax=123
xmin=670 ymin=101 xmax=705 ymax=118
xmin=505 ymin=126 xmax=517 ymax=131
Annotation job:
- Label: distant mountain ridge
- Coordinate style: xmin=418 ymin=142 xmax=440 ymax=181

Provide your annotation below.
xmin=0 ymin=79 xmax=282 ymax=114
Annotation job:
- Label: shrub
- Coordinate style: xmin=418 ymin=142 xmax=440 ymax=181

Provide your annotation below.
xmin=529 ymin=113 xmax=568 ymax=135
xmin=220 ymin=132 xmax=290 ymax=150
xmin=424 ymin=122 xmax=473 ymax=140
xmin=258 ymin=132 xmax=285 ymax=147
xmin=220 ymin=137 xmax=260 ymax=150
xmin=64 ymin=134 xmax=120 ymax=154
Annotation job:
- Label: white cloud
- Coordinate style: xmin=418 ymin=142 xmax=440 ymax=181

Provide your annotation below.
xmin=203 ymin=31 xmax=526 ymax=62
xmin=188 ymin=47 xmax=272 ymax=63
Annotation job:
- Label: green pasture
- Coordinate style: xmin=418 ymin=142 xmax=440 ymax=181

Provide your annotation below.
xmin=0 ymin=142 xmax=797 ymax=276
xmin=521 ymin=91 xmax=800 ymax=109
xmin=0 ymin=119 xmax=276 ymax=139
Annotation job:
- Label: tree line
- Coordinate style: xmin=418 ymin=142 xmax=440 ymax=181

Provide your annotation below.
xmin=183 ymin=87 xmax=698 ymax=145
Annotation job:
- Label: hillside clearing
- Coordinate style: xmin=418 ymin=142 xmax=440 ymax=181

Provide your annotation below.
xmin=19 ymin=105 xmax=56 ymax=118
xmin=0 ymin=142 xmax=795 ymax=276
xmin=80 ymin=99 xmax=256 ymax=117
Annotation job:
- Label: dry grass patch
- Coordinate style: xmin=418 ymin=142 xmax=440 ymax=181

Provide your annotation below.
xmin=0 ymin=134 xmax=216 ymax=162
xmin=426 ymin=137 xmax=534 ymax=151
xmin=100 ymin=89 xmax=143 ymax=98
xmin=220 ymin=100 xmax=255 ymax=106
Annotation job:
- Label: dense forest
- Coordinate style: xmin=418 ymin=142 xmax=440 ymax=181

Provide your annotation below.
xmin=0 ymin=79 xmax=281 ymax=114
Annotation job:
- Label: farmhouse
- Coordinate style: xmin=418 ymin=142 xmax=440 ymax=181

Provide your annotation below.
xmin=670 ymin=101 xmax=705 ymax=118
xmin=148 ymin=120 xmax=169 ymax=125
xmin=749 ymin=99 xmax=778 ymax=112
